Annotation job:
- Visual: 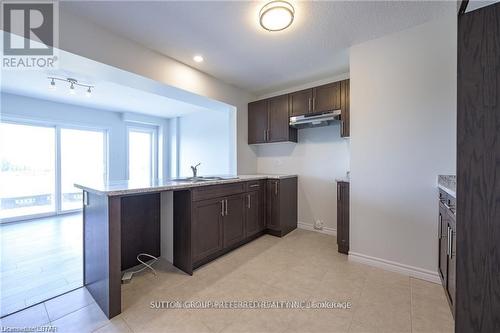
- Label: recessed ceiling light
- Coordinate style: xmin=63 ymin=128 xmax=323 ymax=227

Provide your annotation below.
xmin=259 ymin=0 xmax=295 ymax=32
xmin=193 ymin=55 xmax=204 ymax=63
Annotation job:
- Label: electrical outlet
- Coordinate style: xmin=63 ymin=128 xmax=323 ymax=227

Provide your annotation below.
xmin=314 ymin=219 xmax=324 ymax=230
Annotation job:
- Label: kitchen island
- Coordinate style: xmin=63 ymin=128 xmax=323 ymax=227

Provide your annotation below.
xmin=75 ymin=175 xmax=297 ymax=318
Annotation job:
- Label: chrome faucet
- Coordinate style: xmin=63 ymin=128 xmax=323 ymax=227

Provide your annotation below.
xmin=190 ymin=163 xmax=201 ymax=178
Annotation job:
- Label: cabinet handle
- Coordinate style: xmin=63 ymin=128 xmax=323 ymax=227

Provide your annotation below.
xmin=275 ymin=182 xmax=278 ymax=195
xmin=247 ymin=194 xmax=251 ymax=208
xmin=225 ymin=199 xmax=228 ymax=216
xmin=221 ymin=200 xmax=225 ymax=216
xmin=83 ymin=191 xmax=89 ymax=206
xmin=312 ymin=97 xmax=316 ymax=111
xmin=447 ymin=226 xmax=451 ymax=256
xmin=263 ymin=130 xmax=267 ymax=142
xmin=449 ymin=230 xmax=454 ymax=259
xmin=438 ymin=213 xmax=442 ymax=238
xmin=308 ymin=98 xmax=311 ymax=112
xmin=249 ymin=184 xmax=260 ymax=188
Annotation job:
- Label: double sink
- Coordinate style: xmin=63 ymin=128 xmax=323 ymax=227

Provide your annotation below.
xmin=171 ymin=176 xmax=239 ymax=183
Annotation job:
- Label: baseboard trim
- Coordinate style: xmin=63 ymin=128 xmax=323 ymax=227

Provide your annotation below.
xmin=297 ymin=222 xmax=337 ymax=236
xmin=348 ymin=251 xmax=441 ymax=284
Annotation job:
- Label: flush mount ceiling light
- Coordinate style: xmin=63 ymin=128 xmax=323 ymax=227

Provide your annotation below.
xmin=48 ymin=77 xmax=94 ymax=96
xmin=193 ymin=55 xmax=204 ymax=63
xmin=259 ymin=0 xmax=295 ymax=32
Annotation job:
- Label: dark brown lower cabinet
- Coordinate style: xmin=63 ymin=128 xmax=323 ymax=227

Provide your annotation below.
xmin=174 ymin=178 xmax=297 ymax=274
xmin=245 ymin=187 xmax=265 ymax=237
xmin=437 ymin=189 xmax=456 ymax=317
xmin=222 ymin=194 xmax=246 ymax=248
xmin=447 ymin=213 xmax=456 ymax=312
xmin=336 ymin=181 xmax=349 ymax=254
xmin=192 ymin=197 xmax=223 ymax=262
xmin=266 ymin=177 xmax=298 ymax=237
xmin=438 ymin=202 xmax=448 ymax=284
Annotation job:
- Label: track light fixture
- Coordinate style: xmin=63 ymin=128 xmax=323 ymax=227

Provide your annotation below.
xmin=47 ymin=77 xmax=94 ymax=96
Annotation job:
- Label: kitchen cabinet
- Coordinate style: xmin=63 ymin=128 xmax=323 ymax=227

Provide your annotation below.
xmin=192 ymin=197 xmax=224 ymax=262
xmin=249 ymin=79 xmax=350 ymax=143
xmin=289 ymin=89 xmax=313 ymax=117
xmin=248 ymin=95 xmax=297 ymax=144
xmin=266 ymin=177 xmax=298 ymax=237
xmin=314 ymin=82 xmax=341 ymax=114
xmin=340 ymin=79 xmax=350 ymax=137
xmin=245 ymin=181 xmax=265 ymax=237
xmin=437 ymin=189 xmax=456 ymax=317
xmin=248 ymin=99 xmax=268 ymax=144
xmin=222 ymin=194 xmax=246 ymax=248
xmin=268 ymin=94 xmax=292 ymax=142
xmin=289 ymin=82 xmax=342 ymax=116
xmin=447 ymin=212 xmax=456 ymax=313
xmin=438 ymin=200 xmax=448 ymax=284
xmin=174 ymin=177 xmax=297 ymax=274
xmin=336 ymin=181 xmax=349 ymax=254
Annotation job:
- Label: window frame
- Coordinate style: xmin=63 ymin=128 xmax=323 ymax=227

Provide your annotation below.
xmin=0 ymin=117 xmax=109 ymax=223
xmin=126 ymin=125 xmax=159 ymax=182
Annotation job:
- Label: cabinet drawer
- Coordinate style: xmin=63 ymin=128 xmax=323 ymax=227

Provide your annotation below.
xmin=246 ymin=180 xmax=265 ymax=191
xmin=192 ymin=183 xmax=245 ymax=201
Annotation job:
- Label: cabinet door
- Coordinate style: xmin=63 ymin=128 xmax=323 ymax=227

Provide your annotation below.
xmin=438 ymin=203 xmax=448 ymax=284
xmin=289 ymin=89 xmax=313 ymax=116
xmin=268 ymin=95 xmax=291 ymax=143
xmin=340 ymin=79 xmax=350 ymax=137
xmin=248 ymin=99 xmax=268 ymax=144
xmin=447 ymin=219 xmax=456 ymax=311
xmin=245 ymin=190 xmax=262 ymax=237
xmin=223 ymin=194 xmax=246 ymax=248
xmin=192 ymin=198 xmax=223 ymax=262
xmin=337 ymin=182 xmax=349 ymax=254
xmin=266 ymin=180 xmax=280 ymax=231
xmin=313 ymin=82 xmax=341 ymax=113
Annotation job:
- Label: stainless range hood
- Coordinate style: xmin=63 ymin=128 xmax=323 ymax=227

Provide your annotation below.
xmin=289 ymin=110 xmax=341 ymax=129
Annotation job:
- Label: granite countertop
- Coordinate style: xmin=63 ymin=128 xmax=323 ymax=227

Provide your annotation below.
xmin=335 ymin=177 xmax=350 ymax=183
xmin=75 ymin=174 xmax=297 ymax=196
xmin=438 ymin=175 xmax=456 ymax=198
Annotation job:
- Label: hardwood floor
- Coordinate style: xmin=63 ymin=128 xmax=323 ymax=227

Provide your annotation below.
xmin=0 ymin=213 xmax=83 ymax=317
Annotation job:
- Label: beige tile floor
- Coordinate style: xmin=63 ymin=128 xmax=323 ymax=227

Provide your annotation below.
xmin=0 ymin=229 xmax=454 ymax=333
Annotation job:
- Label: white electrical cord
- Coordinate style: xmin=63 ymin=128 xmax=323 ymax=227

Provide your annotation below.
xmin=121 ymin=253 xmax=158 ymax=282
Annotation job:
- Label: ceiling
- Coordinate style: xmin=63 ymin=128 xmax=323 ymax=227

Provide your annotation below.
xmin=62 ymin=1 xmax=454 ymax=95
xmin=0 ymin=37 xmax=227 ymax=118
xmin=1 ymin=70 xmax=211 ymax=118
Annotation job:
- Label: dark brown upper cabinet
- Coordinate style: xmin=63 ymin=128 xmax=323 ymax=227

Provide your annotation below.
xmin=289 ymin=89 xmax=313 ymax=117
xmin=314 ymin=82 xmax=341 ymax=113
xmin=248 ymin=94 xmax=297 ymax=144
xmin=248 ymin=99 xmax=268 ymax=144
xmin=289 ymin=82 xmax=341 ymax=116
xmin=340 ymin=79 xmax=350 ymax=138
xmin=249 ymin=79 xmax=350 ymax=143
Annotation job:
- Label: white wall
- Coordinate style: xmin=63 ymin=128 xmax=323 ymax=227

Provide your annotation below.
xmin=58 ymin=7 xmax=257 ymax=174
xmin=1 ymin=93 xmax=170 ymax=181
xmin=349 ymin=13 xmax=457 ymax=277
xmin=255 ymin=73 xmax=351 ymax=232
xmin=177 ymin=108 xmax=235 ymax=177
xmin=256 ymin=125 xmax=350 ymax=231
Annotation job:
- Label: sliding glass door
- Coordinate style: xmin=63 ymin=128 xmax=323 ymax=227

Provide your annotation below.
xmin=0 ymin=121 xmax=107 ymax=222
xmin=0 ymin=123 xmax=56 ymax=219
xmin=60 ymin=128 xmax=106 ymax=211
